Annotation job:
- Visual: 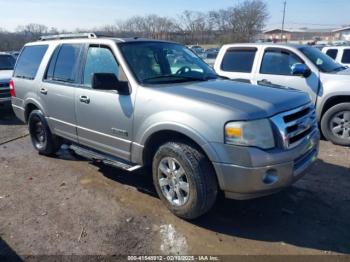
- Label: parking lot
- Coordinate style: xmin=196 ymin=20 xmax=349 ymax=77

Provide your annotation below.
xmin=0 ymin=107 xmax=349 ymax=257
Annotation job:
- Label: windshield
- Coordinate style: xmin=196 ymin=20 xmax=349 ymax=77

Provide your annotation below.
xmin=0 ymin=55 xmax=15 ymax=70
xmin=119 ymin=42 xmax=217 ymax=84
xmin=299 ymin=46 xmax=346 ymax=73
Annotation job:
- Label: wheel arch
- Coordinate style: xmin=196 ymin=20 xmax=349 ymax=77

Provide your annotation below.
xmin=142 ymin=129 xmax=219 ymax=169
xmin=320 ymin=95 xmax=350 ymax=121
xmin=24 ymin=99 xmax=46 ymax=123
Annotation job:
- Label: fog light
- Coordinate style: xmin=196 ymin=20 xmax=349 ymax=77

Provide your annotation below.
xmin=263 ymin=169 xmax=278 ymax=185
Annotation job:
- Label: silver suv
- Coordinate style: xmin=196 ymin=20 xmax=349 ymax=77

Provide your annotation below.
xmin=11 ymin=34 xmax=320 ymax=219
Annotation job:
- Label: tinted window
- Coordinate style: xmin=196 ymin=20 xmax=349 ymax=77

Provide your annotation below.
xmin=83 ymin=46 xmax=119 ymax=87
xmin=341 ymin=49 xmax=350 ymax=64
xmin=260 ymin=49 xmax=303 ymax=75
xmin=14 ymin=45 xmax=48 ymax=79
xmin=53 ymin=44 xmax=81 ymax=82
xmin=326 ymin=49 xmax=338 ymax=59
xmin=221 ymin=49 xmax=256 ymax=73
xmin=0 ymin=55 xmax=15 ymax=70
xmin=45 ymin=46 xmax=61 ymax=80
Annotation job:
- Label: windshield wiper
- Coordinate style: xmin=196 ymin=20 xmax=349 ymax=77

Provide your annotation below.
xmin=143 ymin=75 xmax=209 ymax=83
xmin=332 ymin=66 xmax=347 ymax=72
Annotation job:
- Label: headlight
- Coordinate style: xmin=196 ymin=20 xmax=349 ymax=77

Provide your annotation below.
xmin=225 ymin=119 xmax=275 ymax=149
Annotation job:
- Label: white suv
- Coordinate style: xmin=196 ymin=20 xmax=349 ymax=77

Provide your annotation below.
xmin=323 ymin=46 xmax=350 ymax=67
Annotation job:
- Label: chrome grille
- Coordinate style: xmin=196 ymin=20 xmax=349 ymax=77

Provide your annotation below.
xmin=271 ymin=103 xmax=317 ymax=149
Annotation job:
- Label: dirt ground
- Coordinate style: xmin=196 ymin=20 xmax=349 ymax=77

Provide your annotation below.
xmin=0 ymin=107 xmax=349 ymax=259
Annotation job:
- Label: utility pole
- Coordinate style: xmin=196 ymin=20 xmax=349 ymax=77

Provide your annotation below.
xmin=281 ymin=0 xmax=287 ymax=42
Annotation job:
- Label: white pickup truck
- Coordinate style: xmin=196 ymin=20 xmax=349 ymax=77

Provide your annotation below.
xmin=214 ymin=43 xmax=350 ymax=146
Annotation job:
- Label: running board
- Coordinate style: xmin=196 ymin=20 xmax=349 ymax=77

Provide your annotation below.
xmin=69 ymin=144 xmax=142 ymax=172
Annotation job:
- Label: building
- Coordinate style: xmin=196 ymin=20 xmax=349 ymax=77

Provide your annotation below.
xmin=263 ymin=28 xmax=335 ymax=43
xmin=332 ymin=27 xmax=350 ymax=41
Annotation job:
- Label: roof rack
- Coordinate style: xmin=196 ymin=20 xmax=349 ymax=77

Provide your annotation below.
xmin=39 ymin=33 xmax=97 ymax=41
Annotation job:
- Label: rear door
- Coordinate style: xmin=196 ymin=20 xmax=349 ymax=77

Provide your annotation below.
xmin=42 ymin=43 xmax=84 ymax=142
xmin=255 ymin=47 xmax=320 ymax=104
xmin=74 ymin=44 xmax=134 ymax=160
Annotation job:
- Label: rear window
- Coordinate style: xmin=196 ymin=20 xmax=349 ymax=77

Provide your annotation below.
xmin=0 ymin=55 xmax=15 ymax=70
xmin=221 ymin=49 xmax=256 ymax=73
xmin=14 ymin=45 xmax=48 ymax=80
xmin=326 ymin=49 xmax=338 ymax=60
xmin=341 ymin=49 xmax=350 ymax=64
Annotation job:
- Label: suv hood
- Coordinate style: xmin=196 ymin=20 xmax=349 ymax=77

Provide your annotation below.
xmin=155 ymin=80 xmax=310 ymax=120
xmin=0 ymin=70 xmax=13 ymax=82
xmin=320 ymin=68 xmax=350 ymax=84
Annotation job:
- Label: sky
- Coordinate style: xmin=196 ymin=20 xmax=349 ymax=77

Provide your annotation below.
xmin=0 ymin=0 xmax=349 ymax=31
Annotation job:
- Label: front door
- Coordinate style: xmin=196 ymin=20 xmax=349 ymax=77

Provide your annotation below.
xmin=75 ymin=45 xmax=134 ymax=161
xmin=255 ymin=48 xmax=320 ymax=105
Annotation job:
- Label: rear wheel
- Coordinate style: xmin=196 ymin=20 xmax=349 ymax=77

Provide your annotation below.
xmin=321 ymin=103 xmax=350 ymax=146
xmin=28 ymin=110 xmax=61 ymax=155
xmin=152 ymin=142 xmax=218 ymax=220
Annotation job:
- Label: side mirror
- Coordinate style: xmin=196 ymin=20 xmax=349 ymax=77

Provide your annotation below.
xmin=92 ymin=73 xmax=130 ymax=95
xmin=291 ymin=63 xmax=311 ymax=78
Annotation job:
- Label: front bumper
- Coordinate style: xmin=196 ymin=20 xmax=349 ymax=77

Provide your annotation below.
xmin=212 ymin=129 xmax=320 ymax=200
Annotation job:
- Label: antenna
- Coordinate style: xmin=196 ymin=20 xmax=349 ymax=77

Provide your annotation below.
xmin=281 ymin=0 xmax=287 ymax=42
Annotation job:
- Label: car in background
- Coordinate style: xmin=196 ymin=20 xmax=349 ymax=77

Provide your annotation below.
xmin=323 ymin=46 xmax=350 ymax=67
xmin=204 ymin=47 xmax=220 ymax=67
xmin=189 ymin=45 xmax=206 ymax=59
xmin=0 ymin=53 xmax=16 ymax=107
xmin=10 ymin=51 xmax=20 ymax=59
xmin=214 ymin=43 xmax=350 ymax=146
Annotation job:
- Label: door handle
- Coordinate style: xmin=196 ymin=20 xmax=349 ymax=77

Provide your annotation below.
xmin=40 ymin=88 xmax=48 ymax=95
xmin=79 ymin=95 xmax=90 ymax=104
xmin=260 ymin=79 xmax=272 ymax=84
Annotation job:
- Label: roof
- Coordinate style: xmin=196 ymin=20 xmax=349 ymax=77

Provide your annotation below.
xmin=223 ymin=43 xmax=306 ymax=49
xmin=333 ymin=26 xmax=350 ymax=33
xmin=264 ymin=28 xmax=335 ymax=34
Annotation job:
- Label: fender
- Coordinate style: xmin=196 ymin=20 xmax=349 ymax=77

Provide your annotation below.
xmin=136 ymin=121 xmax=221 ymax=164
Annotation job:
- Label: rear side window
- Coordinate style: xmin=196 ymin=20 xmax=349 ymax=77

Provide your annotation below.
xmin=45 ymin=44 xmax=82 ymax=83
xmin=221 ymin=49 xmax=256 ymax=73
xmin=326 ymin=49 xmax=338 ymax=60
xmin=341 ymin=49 xmax=350 ymax=64
xmin=0 ymin=55 xmax=15 ymax=70
xmin=14 ymin=45 xmax=48 ymax=80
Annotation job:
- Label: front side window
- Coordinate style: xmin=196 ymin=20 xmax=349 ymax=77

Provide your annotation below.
xmin=221 ymin=49 xmax=256 ymax=73
xmin=49 ymin=44 xmax=82 ymax=83
xmin=326 ymin=49 xmax=338 ymax=59
xmin=260 ymin=49 xmax=303 ymax=76
xmin=341 ymin=49 xmax=350 ymax=64
xmin=14 ymin=45 xmax=48 ymax=79
xmin=119 ymin=42 xmax=217 ymax=85
xmin=83 ymin=46 xmax=119 ymax=87
xmin=0 ymin=55 xmax=15 ymax=70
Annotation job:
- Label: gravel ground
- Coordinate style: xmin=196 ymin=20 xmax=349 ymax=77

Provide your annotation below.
xmin=0 ymin=108 xmax=349 ymax=259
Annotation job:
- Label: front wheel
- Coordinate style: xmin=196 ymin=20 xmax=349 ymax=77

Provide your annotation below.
xmin=321 ymin=103 xmax=350 ymax=146
xmin=152 ymin=142 xmax=218 ymax=220
xmin=28 ymin=110 xmax=61 ymax=155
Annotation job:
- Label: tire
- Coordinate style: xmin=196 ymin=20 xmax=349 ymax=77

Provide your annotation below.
xmin=321 ymin=103 xmax=350 ymax=146
xmin=28 ymin=110 xmax=61 ymax=156
xmin=152 ymin=142 xmax=218 ymax=220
